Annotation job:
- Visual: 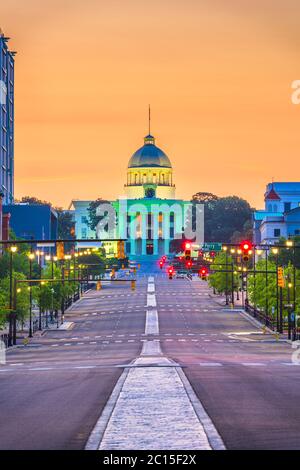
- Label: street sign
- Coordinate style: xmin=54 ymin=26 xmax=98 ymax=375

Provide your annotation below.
xmin=202 ymin=243 xmax=222 ymax=252
xmin=277 ymin=267 xmax=285 ymax=287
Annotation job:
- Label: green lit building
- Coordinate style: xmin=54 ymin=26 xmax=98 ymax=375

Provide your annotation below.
xmin=71 ymin=132 xmax=190 ymax=256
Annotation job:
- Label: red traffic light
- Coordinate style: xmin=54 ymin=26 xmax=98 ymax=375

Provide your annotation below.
xmin=186 ymin=260 xmax=192 ymax=268
xmin=240 ymin=240 xmax=252 ymax=252
xmin=185 ymin=242 xmax=191 ymax=250
xmin=200 ymin=267 xmax=207 ymax=275
xmin=168 ymin=266 xmax=174 ymax=274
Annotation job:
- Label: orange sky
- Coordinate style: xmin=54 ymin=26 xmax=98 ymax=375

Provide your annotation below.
xmin=1 ymin=0 xmax=300 ymax=209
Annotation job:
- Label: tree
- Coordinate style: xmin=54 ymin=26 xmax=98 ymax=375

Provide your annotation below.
xmin=192 ymin=192 xmax=218 ymax=205
xmin=56 ymin=210 xmax=75 ymax=240
xmin=204 ymin=196 xmax=253 ymax=242
xmin=17 ymin=196 xmax=52 ymax=206
xmin=87 ymin=198 xmax=112 ymax=232
xmin=208 ymin=251 xmax=238 ymax=294
xmin=247 ymin=259 xmax=277 ymax=315
xmin=188 ymin=194 xmax=253 ymax=243
xmin=269 ymin=236 xmax=300 ymax=269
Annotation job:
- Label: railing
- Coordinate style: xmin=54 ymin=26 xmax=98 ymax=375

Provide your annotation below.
xmin=244 ymin=301 xmax=277 ymax=331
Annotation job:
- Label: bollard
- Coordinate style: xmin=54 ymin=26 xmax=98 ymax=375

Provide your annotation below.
xmin=230 ymin=303 xmax=234 ymax=310
xmin=131 ymin=280 xmax=136 ymax=291
xmin=97 ymin=280 xmax=102 ymax=291
xmin=262 ymin=326 xmax=267 ymax=335
xmin=275 ymin=332 xmax=280 ymax=342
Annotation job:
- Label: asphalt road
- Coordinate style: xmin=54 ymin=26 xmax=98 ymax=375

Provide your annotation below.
xmin=1 ymin=259 xmax=300 ymax=450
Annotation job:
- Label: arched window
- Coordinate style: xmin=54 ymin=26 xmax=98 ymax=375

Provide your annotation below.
xmin=268 ymin=204 xmax=272 ymax=212
xmin=134 ymin=174 xmax=138 ymax=184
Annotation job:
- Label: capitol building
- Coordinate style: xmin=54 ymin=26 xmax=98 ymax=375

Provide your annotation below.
xmin=71 ymin=130 xmax=189 ymax=257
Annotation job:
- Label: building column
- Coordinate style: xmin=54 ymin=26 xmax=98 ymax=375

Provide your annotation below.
xmin=129 ymin=215 xmax=136 ymax=255
xmin=141 ymin=212 xmax=147 ymax=255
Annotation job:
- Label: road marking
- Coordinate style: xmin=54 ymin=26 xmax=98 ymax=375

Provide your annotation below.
xmin=199 ymin=363 xmax=223 ymax=367
xmin=145 ymin=310 xmax=159 ymax=335
xmin=148 ymin=283 xmax=155 ymax=293
xmin=89 ymin=352 xmax=225 ymax=450
xmin=241 ymin=363 xmax=265 ymax=367
xmin=147 ymin=293 xmax=157 ymax=307
xmin=141 ymin=339 xmax=162 ymax=356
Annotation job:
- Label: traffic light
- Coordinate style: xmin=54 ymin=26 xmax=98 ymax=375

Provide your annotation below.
xmin=159 ymin=260 xmax=163 ymax=269
xmin=184 ymin=242 xmax=191 ymax=261
xmin=240 ymin=240 xmax=252 ymax=263
xmin=200 ymin=267 xmax=208 ymax=280
xmin=168 ymin=266 xmax=174 ymax=279
xmin=186 ymin=260 xmax=192 ymax=269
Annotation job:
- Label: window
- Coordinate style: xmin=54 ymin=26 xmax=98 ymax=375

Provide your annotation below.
xmin=295 ymin=230 xmax=300 ymax=235
xmin=81 ymin=228 xmax=87 ymax=239
xmin=274 ymin=228 xmax=281 ymax=237
xmin=284 ymin=202 xmax=291 ymax=212
xmin=81 ymin=216 xmax=88 ymax=224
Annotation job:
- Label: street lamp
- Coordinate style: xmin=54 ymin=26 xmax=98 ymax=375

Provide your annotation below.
xmin=9 ymin=245 xmax=18 ymax=346
xmin=28 ymin=252 xmax=35 ymax=338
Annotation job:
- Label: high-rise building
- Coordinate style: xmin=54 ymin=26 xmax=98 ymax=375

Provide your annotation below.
xmin=0 ymin=29 xmax=15 ymax=205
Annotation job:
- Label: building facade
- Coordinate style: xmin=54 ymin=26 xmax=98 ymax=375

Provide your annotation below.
xmin=254 ymin=182 xmax=300 ymax=244
xmin=0 ymin=30 xmax=15 ymax=205
xmin=3 ymin=204 xmax=58 ymax=241
xmin=71 ymin=132 xmax=191 ymax=256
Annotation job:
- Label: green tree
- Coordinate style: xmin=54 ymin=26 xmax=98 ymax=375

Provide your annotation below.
xmin=208 ymin=251 xmax=238 ymax=294
xmin=188 ymin=194 xmax=254 ymax=243
xmin=87 ymin=198 xmax=111 ymax=232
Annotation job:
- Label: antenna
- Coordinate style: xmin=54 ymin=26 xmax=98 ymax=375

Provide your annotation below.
xmin=148 ymin=104 xmax=151 ymax=135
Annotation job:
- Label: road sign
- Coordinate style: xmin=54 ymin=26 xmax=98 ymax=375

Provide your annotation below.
xmin=277 ymin=267 xmax=285 ymax=287
xmin=202 ymin=243 xmax=222 ymax=252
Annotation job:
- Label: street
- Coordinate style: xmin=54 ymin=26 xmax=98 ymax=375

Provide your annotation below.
xmin=1 ymin=261 xmax=300 ymax=450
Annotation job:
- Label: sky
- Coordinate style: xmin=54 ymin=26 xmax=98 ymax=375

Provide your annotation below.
xmin=1 ymin=0 xmax=300 ymax=209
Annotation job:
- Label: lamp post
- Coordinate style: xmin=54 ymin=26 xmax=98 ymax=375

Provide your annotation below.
xmin=8 ymin=246 xmax=18 ymax=346
xmin=272 ymin=247 xmax=279 ymax=331
xmin=36 ymin=250 xmax=44 ymax=330
xmin=28 ymin=252 xmax=35 ymax=337
xmin=265 ymin=247 xmax=269 ymax=325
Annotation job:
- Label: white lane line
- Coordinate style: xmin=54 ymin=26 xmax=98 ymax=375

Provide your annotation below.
xmin=147 ymin=293 xmax=157 ymax=307
xmin=241 ymin=363 xmax=265 ymax=367
xmin=97 ymin=356 xmax=224 ymax=450
xmin=148 ymin=283 xmax=155 ymax=293
xmin=141 ymin=340 xmax=162 ymax=356
xmin=74 ymin=366 xmax=96 ymax=369
xmin=199 ymin=363 xmax=223 ymax=367
xmin=145 ymin=310 xmax=159 ymax=335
